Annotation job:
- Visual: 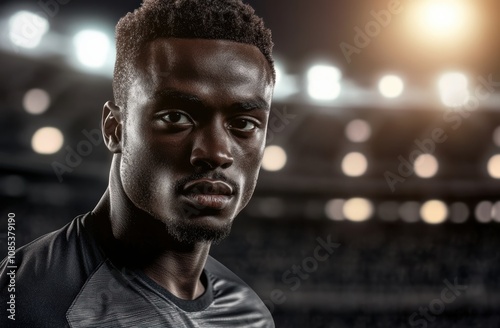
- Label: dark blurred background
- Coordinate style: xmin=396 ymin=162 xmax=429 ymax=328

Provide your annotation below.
xmin=1 ymin=0 xmax=500 ymax=327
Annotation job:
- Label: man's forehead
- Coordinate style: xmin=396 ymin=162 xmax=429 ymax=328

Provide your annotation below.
xmin=137 ymin=38 xmax=273 ymax=84
xmin=126 ymin=37 xmax=274 ymax=107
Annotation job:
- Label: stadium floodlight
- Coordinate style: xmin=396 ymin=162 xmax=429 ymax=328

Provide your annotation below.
xmin=420 ymin=0 xmax=466 ymax=36
xmin=23 ymin=88 xmax=51 ymax=115
xmin=407 ymin=0 xmax=469 ymax=40
xmin=487 ymin=154 xmax=500 ymax=179
xmin=325 ymin=199 xmax=345 ymax=221
xmin=438 ymin=72 xmax=469 ymax=107
xmin=420 ymin=200 xmax=448 ymax=224
xmin=414 ymin=154 xmax=439 ymax=178
xmin=341 ymin=152 xmax=368 ymax=177
xmin=31 ymin=127 xmax=64 ymax=155
xmin=343 ymin=198 xmax=373 ymax=222
xmin=73 ymin=30 xmax=111 ymax=68
xmin=378 ymin=75 xmax=404 ymax=98
xmin=262 ymin=145 xmax=287 ymax=172
xmin=345 ymin=119 xmax=371 ymax=143
xmin=9 ymin=11 xmax=49 ymax=49
xmin=307 ymin=65 xmax=342 ymax=101
xmin=475 ymin=201 xmax=493 ymax=223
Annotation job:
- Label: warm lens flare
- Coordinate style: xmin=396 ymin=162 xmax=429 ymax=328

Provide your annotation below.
xmin=423 ymin=1 xmax=465 ymax=33
xmin=406 ymin=0 xmax=477 ymax=44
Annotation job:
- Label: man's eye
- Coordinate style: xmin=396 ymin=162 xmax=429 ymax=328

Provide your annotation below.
xmin=229 ymin=119 xmax=257 ymax=131
xmin=162 ymin=112 xmax=191 ymax=124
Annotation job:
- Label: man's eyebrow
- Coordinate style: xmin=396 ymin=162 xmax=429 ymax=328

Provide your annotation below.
xmin=153 ymin=89 xmax=204 ymax=105
xmin=231 ymin=98 xmax=270 ymax=112
xmin=153 ymin=90 xmax=269 ymax=111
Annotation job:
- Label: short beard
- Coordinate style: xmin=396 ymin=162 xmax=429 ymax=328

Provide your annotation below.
xmin=163 ymin=216 xmax=233 ymax=245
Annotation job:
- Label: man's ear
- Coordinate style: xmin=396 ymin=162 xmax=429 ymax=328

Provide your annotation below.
xmin=102 ymin=101 xmax=123 ymax=153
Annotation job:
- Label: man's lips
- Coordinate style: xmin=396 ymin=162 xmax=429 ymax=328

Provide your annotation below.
xmin=182 ymin=179 xmax=234 ymax=196
xmin=181 ymin=179 xmax=234 ymax=210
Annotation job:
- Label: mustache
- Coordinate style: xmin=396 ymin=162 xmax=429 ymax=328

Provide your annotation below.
xmin=174 ymin=172 xmax=239 ymax=195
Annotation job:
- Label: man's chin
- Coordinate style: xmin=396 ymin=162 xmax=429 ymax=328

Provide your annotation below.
xmin=165 ymin=218 xmax=233 ymax=245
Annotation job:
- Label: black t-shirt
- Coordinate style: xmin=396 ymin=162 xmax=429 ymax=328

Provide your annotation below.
xmin=0 ymin=213 xmax=274 ymax=327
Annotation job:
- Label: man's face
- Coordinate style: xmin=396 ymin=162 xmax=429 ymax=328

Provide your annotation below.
xmin=119 ymin=38 xmax=274 ymax=244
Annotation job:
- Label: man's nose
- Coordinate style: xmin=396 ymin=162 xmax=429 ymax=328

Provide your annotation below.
xmin=190 ymin=122 xmax=234 ymax=170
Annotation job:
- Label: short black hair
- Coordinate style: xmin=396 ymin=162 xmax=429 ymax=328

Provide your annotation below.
xmin=113 ymin=0 xmax=275 ymax=109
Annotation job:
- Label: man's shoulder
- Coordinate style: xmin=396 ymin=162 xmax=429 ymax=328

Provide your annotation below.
xmin=1 ymin=212 xmax=102 ymax=275
xmin=205 ymin=255 xmax=275 ymax=327
xmin=10 ymin=213 xmax=82 ymax=254
xmin=0 ymin=213 xmax=105 ymax=327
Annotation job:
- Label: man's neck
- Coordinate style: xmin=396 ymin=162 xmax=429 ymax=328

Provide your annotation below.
xmin=143 ymin=249 xmax=209 ymax=299
xmin=89 ymin=190 xmax=211 ymax=300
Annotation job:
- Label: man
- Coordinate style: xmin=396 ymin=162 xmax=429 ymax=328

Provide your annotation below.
xmin=0 ymin=0 xmax=276 ymax=326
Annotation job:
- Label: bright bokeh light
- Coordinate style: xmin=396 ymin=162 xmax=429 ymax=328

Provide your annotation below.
xmin=23 ymin=88 xmax=50 ymax=115
xmin=262 ymin=145 xmax=287 ymax=172
xmin=9 ymin=11 xmax=49 ymax=49
xmin=399 ymin=201 xmax=420 ymax=223
xmin=420 ymin=200 xmax=448 ymax=224
xmin=343 ymin=198 xmax=373 ymax=222
xmin=341 ymin=152 xmax=368 ymax=177
xmin=438 ymin=72 xmax=470 ymax=107
xmin=379 ymin=75 xmax=404 ymax=98
xmin=31 ymin=127 xmax=64 ymax=155
xmin=325 ymin=199 xmax=345 ymax=221
xmin=487 ymin=155 xmax=500 ymax=179
xmin=439 ymin=72 xmax=468 ymax=92
xmin=475 ymin=201 xmax=493 ymax=223
xmin=345 ymin=119 xmax=371 ymax=143
xmin=307 ymin=65 xmax=342 ymax=101
xmin=73 ymin=30 xmax=111 ymax=68
xmin=414 ymin=154 xmax=439 ymax=178
xmin=449 ymin=202 xmax=469 ymax=224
